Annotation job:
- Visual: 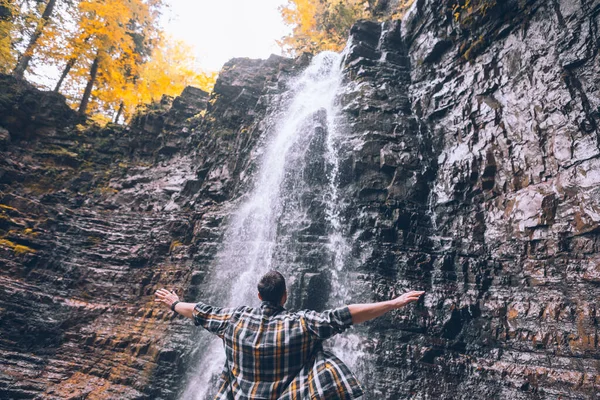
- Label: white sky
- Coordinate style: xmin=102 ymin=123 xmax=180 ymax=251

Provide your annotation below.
xmin=161 ymin=0 xmax=292 ymax=72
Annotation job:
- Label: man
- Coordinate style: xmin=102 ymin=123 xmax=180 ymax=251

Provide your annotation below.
xmin=155 ymin=270 xmax=424 ymax=399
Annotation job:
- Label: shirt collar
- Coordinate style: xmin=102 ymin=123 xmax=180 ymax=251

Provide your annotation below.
xmin=260 ymin=300 xmax=285 ymax=316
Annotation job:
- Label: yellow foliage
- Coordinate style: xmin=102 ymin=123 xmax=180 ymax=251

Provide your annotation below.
xmin=279 ymin=0 xmax=368 ymax=54
xmin=33 ymin=0 xmax=215 ymax=122
xmin=89 ymin=113 xmax=112 ymax=127
xmin=76 ymin=0 xmax=152 ymax=110
xmin=34 ymin=0 xmax=159 ymax=115
xmin=113 ymin=35 xmax=217 ymax=121
xmin=0 ymin=204 xmax=18 ymax=212
xmin=169 ymin=240 xmax=183 ymax=252
xmin=7 ymin=0 xmax=215 ymax=123
xmin=0 ymin=238 xmax=36 ymax=254
xmin=0 ymin=0 xmax=17 ymax=72
xmin=279 ymin=0 xmax=416 ymax=55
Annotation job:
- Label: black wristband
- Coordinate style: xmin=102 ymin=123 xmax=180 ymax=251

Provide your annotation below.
xmin=171 ymin=300 xmax=180 ymax=313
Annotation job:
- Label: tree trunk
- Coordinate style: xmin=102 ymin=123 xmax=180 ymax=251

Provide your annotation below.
xmin=54 ymin=56 xmax=76 ymax=92
xmin=114 ymin=102 xmax=124 ymax=124
xmin=78 ymin=54 xmax=99 ymax=115
xmin=54 ymin=35 xmax=91 ymax=92
xmin=13 ymin=0 xmax=57 ymax=79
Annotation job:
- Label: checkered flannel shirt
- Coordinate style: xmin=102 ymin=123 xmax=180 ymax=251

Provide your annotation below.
xmin=193 ymin=300 xmax=364 ymax=399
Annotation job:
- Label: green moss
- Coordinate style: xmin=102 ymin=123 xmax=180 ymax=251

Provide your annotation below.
xmin=169 ymin=240 xmax=183 ymax=252
xmin=463 ymin=35 xmax=486 ymax=61
xmin=45 ymin=147 xmax=79 ymax=158
xmin=87 ymin=236 xmax=102 ymax=245
xmin=452 ymin=0 xmax=497 ymax=30
xmin=0 ymin=238 xmax=36 ymax=254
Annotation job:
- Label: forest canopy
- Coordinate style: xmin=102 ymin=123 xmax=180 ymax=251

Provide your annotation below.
xmin=0 ymin=0 xmax=415 ymax=123
xmin=278 ymin=0 xmax=415 ymax=54
xmin=0 ymin=0 xmax=216 ymax=123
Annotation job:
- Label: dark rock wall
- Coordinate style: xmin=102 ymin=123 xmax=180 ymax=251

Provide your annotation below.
xmin=0 ymin=76 xmax=204 ymax=399
xmin=412 ymin=0 xmax=600 ymax=397
xmin=0 ymin=0 xmax=598 ymax=398
xmin=334 ymin=0 xmax=599 ymax=398
xmin=0 ymin=55 xmax=304 ymax=399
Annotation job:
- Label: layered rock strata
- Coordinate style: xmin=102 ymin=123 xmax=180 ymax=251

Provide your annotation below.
xmin=0 ymin=56 xmax=299 ymax=399
xmin=0 ymin=0 xmax=598 ymax=398
xmin=333 ymin=0 xmax=599 ymax=397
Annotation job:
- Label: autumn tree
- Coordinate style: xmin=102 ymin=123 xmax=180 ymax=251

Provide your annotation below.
xmin=66 ymin=3 xmax=216 ymax=121
xmin=4 ymin=0 xmax=216 ymax=123
xmin=105 ymin=35 xmax=217 ymax=123
xmin=12 ymin=0 xmax=58 ymax=78
xmin=1 ymin=0 xmax=53 ymax=73
xmin=0 ymin=0 xmax=16 ymax=72
xmin=279 ymin=0 xmax=415 ymax=55
xmin=52 ymin=33 xmax=90 ymax=92
xmin=77 ymin=0 xmax=154 ymax=114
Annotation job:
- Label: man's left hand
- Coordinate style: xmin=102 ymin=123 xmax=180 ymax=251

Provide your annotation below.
xmin=155 ymin=288 xmax=179 ymax=310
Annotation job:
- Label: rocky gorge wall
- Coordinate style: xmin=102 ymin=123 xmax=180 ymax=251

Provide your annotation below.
xmin=0 ymin=0 xmax=598 ymax=398
xmin=329 ymin=0 xmax=599 ymax=397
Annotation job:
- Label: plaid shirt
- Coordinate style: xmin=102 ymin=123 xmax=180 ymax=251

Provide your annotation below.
xmin=193 ymin=300 xmax=364 ymax=399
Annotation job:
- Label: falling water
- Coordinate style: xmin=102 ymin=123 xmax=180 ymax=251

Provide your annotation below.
xmin=181 ymin=51 xmax=351 ymax=400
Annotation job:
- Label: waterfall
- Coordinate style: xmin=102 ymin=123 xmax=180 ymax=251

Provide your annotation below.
xmin=181 ymin=51 xmax=352 ymax=399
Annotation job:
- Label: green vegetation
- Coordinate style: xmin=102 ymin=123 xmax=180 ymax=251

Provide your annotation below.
xmin=169 ymin=240 xmax=183 ymax=252
xmin=0 ymin=204 xmax=18 ymax=212
xmin=452 ymin=0 xmax=497 ymax=27
xmin=462 ymin=35 xmax=486 ymax=61
xmin=0 ymin=238 xmax=36 ymax=254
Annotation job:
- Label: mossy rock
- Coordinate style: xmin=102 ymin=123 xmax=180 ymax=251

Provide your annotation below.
xmin=0 ymin=238 xmax=36 ymax=254
xmin=36 ymin=147 xmax=83 ymax=168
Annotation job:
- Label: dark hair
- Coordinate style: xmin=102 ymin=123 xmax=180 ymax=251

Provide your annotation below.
xmin=257 ymin=270 xmax=286 ymax=303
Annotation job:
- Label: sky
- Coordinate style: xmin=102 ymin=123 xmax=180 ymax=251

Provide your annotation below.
xmin=162 ymin=0 xmax=292 ymax=72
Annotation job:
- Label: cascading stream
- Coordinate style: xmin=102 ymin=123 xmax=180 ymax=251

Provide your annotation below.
xmin=181 ymin=51 xmax=356 ymax=400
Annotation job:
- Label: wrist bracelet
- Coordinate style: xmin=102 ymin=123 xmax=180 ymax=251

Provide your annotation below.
xmin=171 ymin=300 xmax=180 ymax=313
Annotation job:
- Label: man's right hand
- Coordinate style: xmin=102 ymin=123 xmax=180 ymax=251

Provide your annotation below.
xmin=348 ymin=290 xmax=425 ymax=324
xmin=389 ymin=290 xmax=425 ymax=309
xmin=154 ymin=289 xmax=196 ymax=319
xmin=155 ymin=288 xmax=181 ymax=311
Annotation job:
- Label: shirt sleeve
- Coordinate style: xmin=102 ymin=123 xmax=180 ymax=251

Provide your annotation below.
xmin=192 ymin=302 xmax=237 ymax=337
xmin=300 ymin=306 xmax=354 ymax=340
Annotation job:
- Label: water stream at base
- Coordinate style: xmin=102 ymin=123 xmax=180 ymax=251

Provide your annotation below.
xmin=180 ymin=51 xmax=360 ymax=400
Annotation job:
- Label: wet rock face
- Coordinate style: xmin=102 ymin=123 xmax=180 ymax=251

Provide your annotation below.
xmin=0 ymin=77 xmax=203 ymax=399
xmin=335 ymin=0 xmax=599 ymax=398
xmin=0 ymin=75 xmax=81 ymax=140
xmin=130 ymin=86 xmax=209 ymax=136
xmin=0 ymin=54 xmax=302 ymax=400
xmin=0 ymin=0 xmax=598 ymax=399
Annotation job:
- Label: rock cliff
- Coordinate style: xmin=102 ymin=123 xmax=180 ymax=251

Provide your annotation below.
xmin=0 ymin=0 xmax=598 ymax=398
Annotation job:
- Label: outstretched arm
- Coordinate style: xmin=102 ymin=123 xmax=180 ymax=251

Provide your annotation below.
xmin=348 ymin=290 xmax=425 ymax=324
xmin=154 ymin=289 xmax=194 ymax=319
xmin=154 ymin=288 xmax=237 ymax=338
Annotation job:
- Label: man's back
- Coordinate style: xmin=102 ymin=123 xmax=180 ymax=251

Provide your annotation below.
xmin=155 ymin=272 xmax=423 ymax=399
xmin=193 ymin=300 xmax=364 ymax=399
